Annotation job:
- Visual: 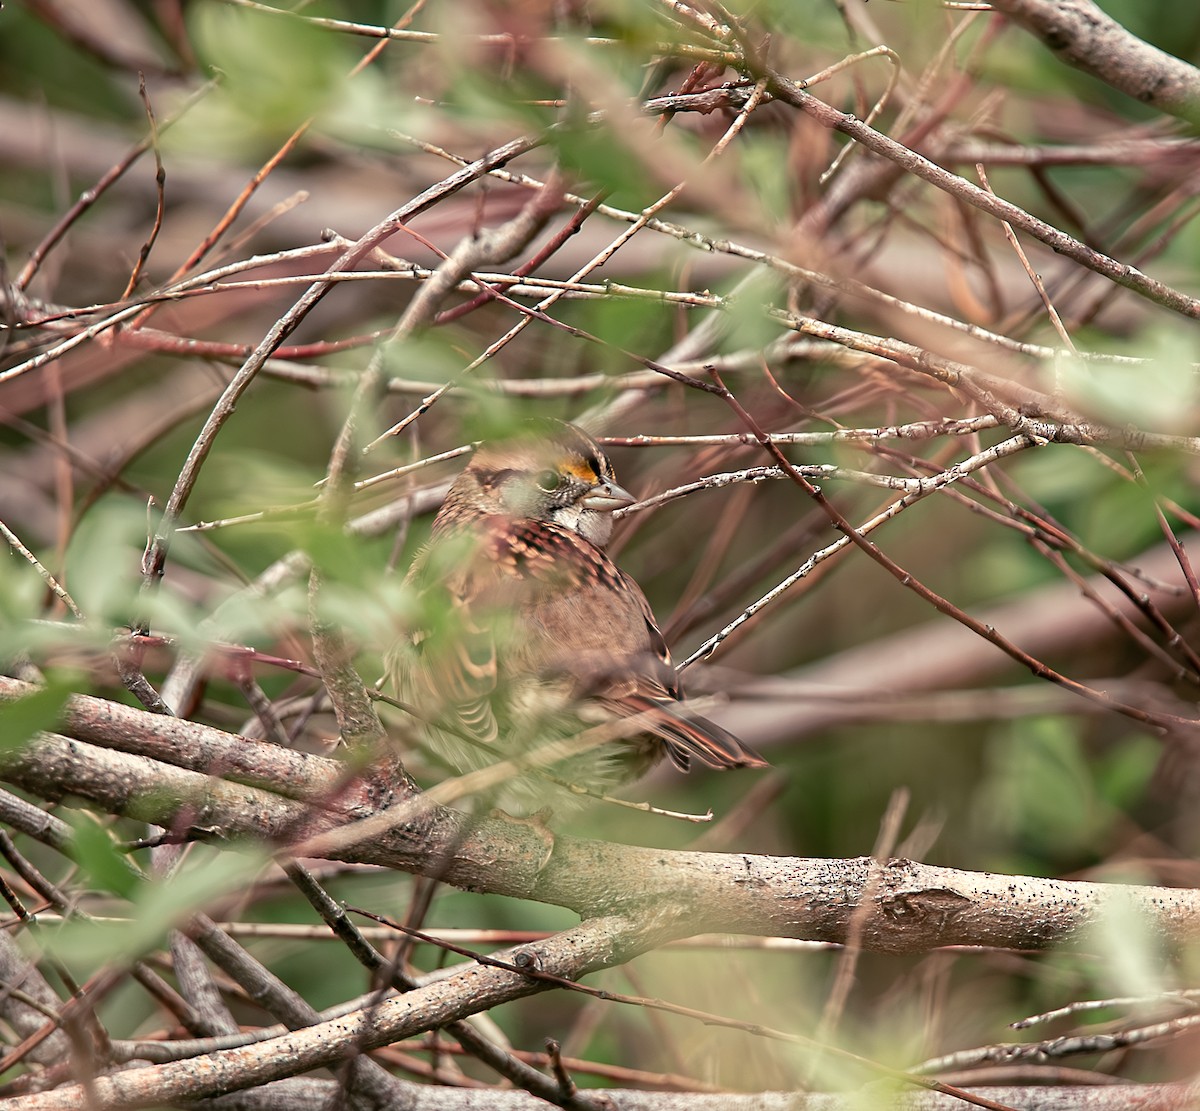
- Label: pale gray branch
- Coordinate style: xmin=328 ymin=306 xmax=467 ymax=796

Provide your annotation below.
xmin=0 ymin=688 xmax=1198 ymax=959
xmin=990 ymin=0 xmax=1200 ymax=126
xmin=195 ymin=1082 xmax=1199 ymax=1111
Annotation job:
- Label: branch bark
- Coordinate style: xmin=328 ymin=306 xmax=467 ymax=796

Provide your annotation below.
xmin=989 ymin=0 xmax=1200 ymax=127
xmin=5 ymin=915 xmax=665 ymax=1111
xmin=173 ymin=1082 xmax=1200 ymax=1111
xmin=2 ymin=679 xmax=1199 ymax=958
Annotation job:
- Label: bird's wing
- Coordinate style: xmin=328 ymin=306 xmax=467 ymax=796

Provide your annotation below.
xmin=403 ymin=518 xmax=768 ymax=772
xmin=398 ymin=530 xmax=505 ymax=746
xmin=402 ymin=517 xmax=597 ymax=746
xmin=595 ymin=569 xmax=769 ymax=772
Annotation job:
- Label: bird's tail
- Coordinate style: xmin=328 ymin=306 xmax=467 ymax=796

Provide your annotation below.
xmin=606 ymin=694 xmax=768 ymax=772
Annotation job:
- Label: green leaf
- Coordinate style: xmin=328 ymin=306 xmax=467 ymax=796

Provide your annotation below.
xmin=545 ymin=115 xmax=662 ymax=211
xmin=976 ymin=717 xmax=1099 ymax=866
xmin=173 ymin=4 xmax=352 ymax=159
xmin=67 ymin=813 xmax=142 ymax=900
xmin=42 ymin=845 xmax=270 ymax=971
xmin=62 ymin=501 xmax=148 ymax=628
xmin=1058 ymin=330 xmax=1200 ymax=431
xmin=0 ymin=677 xmax=72 ymax=752
xmin=1086 ymin=883 xmax=1170 ymax=999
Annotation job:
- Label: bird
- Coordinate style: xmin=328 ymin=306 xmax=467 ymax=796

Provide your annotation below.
xmin=387 ymin=420 xmax=767 ymax=814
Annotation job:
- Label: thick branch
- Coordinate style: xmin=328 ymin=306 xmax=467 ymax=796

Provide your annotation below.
xmin=0 ymin=731 xmax=316 ymax=839
xmin=0 ymin=678 xmax=393 ymax=818
xmin=0 ymin=697 xmax=1198 ymax=956
xmin=0 ymin=915 xmax=671 ymax=1111
xmin=114 ymin=1082 xmax=1200 ymax=1111
xmin=989 ymin=0 xmax=1200 ymax=126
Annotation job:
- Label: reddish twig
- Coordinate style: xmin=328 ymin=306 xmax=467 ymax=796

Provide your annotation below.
xmin=118 ymin=76 xmax=167 ymax=302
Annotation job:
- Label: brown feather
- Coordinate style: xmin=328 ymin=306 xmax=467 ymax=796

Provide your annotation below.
xmin=390 ymin=422 xmax=767 ymax=810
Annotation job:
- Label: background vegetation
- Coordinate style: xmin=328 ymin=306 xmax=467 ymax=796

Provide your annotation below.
xmin=2 ymin=0 xmax=1200 ymax=1106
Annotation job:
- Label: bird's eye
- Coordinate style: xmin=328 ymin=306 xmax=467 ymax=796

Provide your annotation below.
xmin=535 ymin=469 xmax=562 ymax=492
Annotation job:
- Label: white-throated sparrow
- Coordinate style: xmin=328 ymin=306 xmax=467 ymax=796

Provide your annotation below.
xmin=387 ymin=420 xmax=766 ymax=812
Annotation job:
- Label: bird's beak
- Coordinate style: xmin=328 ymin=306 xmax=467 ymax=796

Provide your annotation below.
xmin=580 ymin=479 xmax=636 ymax=511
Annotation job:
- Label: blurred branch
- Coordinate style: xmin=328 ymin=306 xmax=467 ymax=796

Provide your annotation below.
xmin=731 ymin=539 xmax=1197 ymax=747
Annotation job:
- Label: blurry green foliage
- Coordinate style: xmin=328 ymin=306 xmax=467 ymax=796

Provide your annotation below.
xmin=579 ymin=282 xmax=673 ymax=371
xmin=1086 ymin=0 xmax=1200 ymax=61
xmin=173 ymin=4 xmax=356 ymax=158
xmin=0 ymin=6 xmax=133 ymax=120
xmin=976 ymin=717 xmax=1158 ymax=874
xmin=0 ymin=675 xmax=71 ymax=751
xmin=1087 ymin=884 xmax=1172 ymax=998
xmin=717 ymin=269 xmax=787 ymax=355
xmin=436 ymin=56 xmax=560 ymax=135
xmin=546 ymin=116 xmax=665 ymax=212
xmin=44 ymin=844 xmax=268 ymax=972
xmin=586 ymin=0 xmax=697 ymax=47
xmin=737 ymin=133 xmax=794 ymax=227
xmin=62 ymin=499 xmax=152 ymax=628
xmin=380 ymin=332 xmax=479 ymax=391
xmin=1060 ymin=331 xmax=1200 ymax=434
xmin=67 ymin=812 xmax=142 ymax=900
